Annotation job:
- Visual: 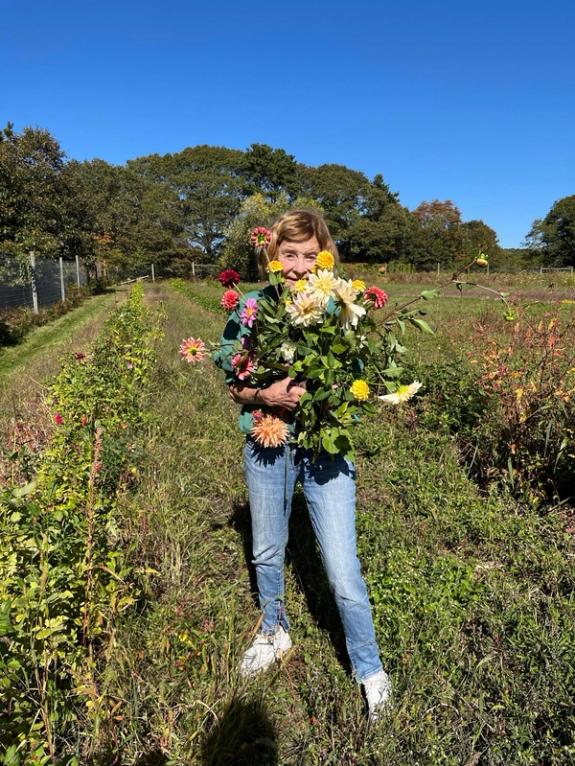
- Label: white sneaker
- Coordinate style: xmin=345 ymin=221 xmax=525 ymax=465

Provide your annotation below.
xmin=363 ymin=669 xmax=392 ymax=722
xmin=239 ymin=626 xmax=293 ymax=678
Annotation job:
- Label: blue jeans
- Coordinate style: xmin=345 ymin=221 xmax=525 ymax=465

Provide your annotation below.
xmin=243 ymin=438 xmax=383 ymax=682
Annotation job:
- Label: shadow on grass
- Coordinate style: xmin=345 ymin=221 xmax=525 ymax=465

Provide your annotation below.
xmin=201 ymin=697 xmax=277 ymax=766
xmin=133 ymin=751 xmax=169 ymax=766
xmin=229 ymin=490 xmax=350 ymax=674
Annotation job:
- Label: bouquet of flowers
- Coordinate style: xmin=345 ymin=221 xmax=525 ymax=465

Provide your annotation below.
xmin=180 ymin=227 xmax=437 ymax=459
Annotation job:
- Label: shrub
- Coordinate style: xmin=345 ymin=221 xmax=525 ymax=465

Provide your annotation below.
xmin=412 ymin=312 xmax=575 ymax=504
xmin=0 ymin=287 xmax=91 ymax=349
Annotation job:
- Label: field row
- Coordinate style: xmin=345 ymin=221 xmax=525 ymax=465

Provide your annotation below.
xmin=1 ymin=282 xmax=574 ymax=765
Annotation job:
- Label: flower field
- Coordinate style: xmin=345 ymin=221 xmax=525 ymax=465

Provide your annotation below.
xmin=1 ymin=276 xmax=574 ymax=765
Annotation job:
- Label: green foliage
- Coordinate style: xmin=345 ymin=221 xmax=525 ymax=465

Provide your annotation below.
xmin=409 ymin=312 xmax=575 ymax=503
xmin=170 ymin=277 xmax=226 ymax=314
xmin=527 ymin=195 xmax=575 ymax=267
xmin=66 ymin=159 xmax=185 ymax=276
xmin=0 ymin=124 xmax=94 ymax=273
xmin=0 ymin=286 xmax=90 ymax=349
xmin=345 ymin=205 xmax=414 ymax=264
xmin=0 ymin=284 xmax=161 ymax=763
xmin=83 ymin=284 xmax=575 ymax=764
xmin=300 ymin=163 xmax=372 ymax=240
xmin=241 ymin=143 xmax=300 ymax=202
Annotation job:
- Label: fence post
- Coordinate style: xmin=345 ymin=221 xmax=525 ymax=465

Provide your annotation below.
xmin=151 ymin=263 xmax=155 ymax=282
xmin=59 ymin=257 xmax=66 ymax=301
xmin=30 ymin=252 xmax=39 ymax=314
xmin=192 ymin=262 xmax=196 ymax=278
xmin=437 ymin=263 xmax=440 ymax=276
xmin=75 ymin=254 xmax=81 ymax=286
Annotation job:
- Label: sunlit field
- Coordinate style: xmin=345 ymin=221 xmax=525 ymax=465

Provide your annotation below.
xmin=1 ymin=273 xmax=574 ymax=765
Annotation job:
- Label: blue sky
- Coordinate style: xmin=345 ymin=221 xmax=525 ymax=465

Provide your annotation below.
xmin=2 ymin=0 xmax=574 ymax=248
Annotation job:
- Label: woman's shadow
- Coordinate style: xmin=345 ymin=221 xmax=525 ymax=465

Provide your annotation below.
xmin=229 ymin=491 xmax=350 ymax=673
xmin=201 ymin=696 xmax=277 ymax=766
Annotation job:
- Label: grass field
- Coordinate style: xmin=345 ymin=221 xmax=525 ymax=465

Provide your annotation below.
xmin=1 ymin=277 xmax=574 ymax=765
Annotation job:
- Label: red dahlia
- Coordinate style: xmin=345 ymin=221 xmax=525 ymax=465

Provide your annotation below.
xmin=218 ymin=269 xmax=241 ymax=288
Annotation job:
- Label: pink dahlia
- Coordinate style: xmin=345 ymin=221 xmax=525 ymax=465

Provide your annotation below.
xmin=250 ymin=226 xmax=272 ymax=251
xmin=54 ymin=412 xmax=64 ymax=425
xmin=241 ymin=297 xmax=258 ymax=328
xmin=179 ymin=337 xmax=207 ymax=363
xmin=221 ymin=289 xmax=240 ymax=311
xmin=218 ymin=269 xmax=241 ymax=288
xmin=232 ymin=352 xmax=256 ymax=381
xmin=365 ymin=286 xmax=388 ymax=309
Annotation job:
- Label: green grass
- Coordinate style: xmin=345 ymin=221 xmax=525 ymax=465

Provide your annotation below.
xmin=0 ymin=290 xmax=123 ymax=379
xmin=83 ymin=282 xmax=575 ymax=765
xmin=0 ymin=290 xmax=125 ymax=454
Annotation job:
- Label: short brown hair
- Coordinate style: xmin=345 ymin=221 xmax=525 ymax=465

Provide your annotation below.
xmin=259 ymin=209 xmax=339 ymax=277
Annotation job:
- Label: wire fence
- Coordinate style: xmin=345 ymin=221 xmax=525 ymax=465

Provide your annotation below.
xmin=0 ymin=255 xmax=88 ymax=313
xmin=107 ymin=261 xmax=219 ymax=284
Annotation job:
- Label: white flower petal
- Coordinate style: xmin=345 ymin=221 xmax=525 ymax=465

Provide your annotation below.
xmin=377 ymin=381 xmax=422 ymax=404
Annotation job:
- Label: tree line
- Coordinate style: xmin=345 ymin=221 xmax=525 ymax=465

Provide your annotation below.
xmin=1 ymin=122 xmax=572 ymax=279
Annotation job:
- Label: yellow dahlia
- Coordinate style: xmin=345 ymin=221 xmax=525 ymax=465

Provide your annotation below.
xmin=251 ymin=414 xmax=289 ymax=448
xmin=315 ymin=250 xmax=335 ymax=270
xmin=293 ymin=279 xmax=308 ymax=293
xmin=268 ymin=260 xmax=283 ymax=273
xmin=350 ymin=379 xmax=370 ymax=401
xmin=352 ymin=279 xmax=366 ymax=292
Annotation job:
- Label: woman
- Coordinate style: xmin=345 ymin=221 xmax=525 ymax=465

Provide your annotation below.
xmin=214 ymin=210 xmax=391 ymax=721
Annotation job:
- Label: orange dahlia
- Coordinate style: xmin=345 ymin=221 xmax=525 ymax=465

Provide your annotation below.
xmin=251 ymin=414 xmax=289 ymax=448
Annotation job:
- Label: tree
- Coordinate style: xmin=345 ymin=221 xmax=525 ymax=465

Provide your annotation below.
xmin=302 ymin=164 xmax=372 ymax=242
xmin=460 ymin=219 xmax=501 ymax=263
xmin=410 ymin=199 xmax=464 ymax=268
xmin=241 ymin=144 xmax=300 ymax=203
xmin=129 ymin=145 xmax=245 ymax=260
xmin=526 ymin=195 xmax=575 ymax=267
xmin=345 ymin=205 xmax=413 ymax=263
xmin=364 ymin=174 xmax=400 ymax=221
xmin=67 ymin=159 xmax=184 ymax=276
xmin=0 ymin=123 xmax=92 ymax=276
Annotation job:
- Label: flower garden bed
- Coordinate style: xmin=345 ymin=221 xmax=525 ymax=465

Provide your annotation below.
xmin=0 ymin=283 xmax=161 ymax=764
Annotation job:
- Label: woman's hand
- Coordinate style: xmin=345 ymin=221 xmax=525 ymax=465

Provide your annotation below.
xmin=259 ymin=377 xmax=306 ymax=411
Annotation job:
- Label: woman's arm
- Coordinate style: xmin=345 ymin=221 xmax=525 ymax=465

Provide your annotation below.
xmin=229 ymin=377 xmax=306 ymax=411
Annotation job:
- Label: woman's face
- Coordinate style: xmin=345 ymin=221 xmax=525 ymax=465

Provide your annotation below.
xmin=277 ymin=236 xmax=320 ymax=289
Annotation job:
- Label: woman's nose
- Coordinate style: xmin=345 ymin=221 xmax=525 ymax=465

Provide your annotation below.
xmin=293 ymin=256 xmax=309 ymax=275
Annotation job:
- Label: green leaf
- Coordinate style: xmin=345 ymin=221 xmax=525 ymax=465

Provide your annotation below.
xmin=420 ymin=289 xmax=439 ymax=301
xmin=410 ymin=318 xmax=434 ymax=334
xmin=0 ymin=601 xmax=13 ymax=637
xmin=321 ymin=432 xmax=338 ymax=454
xmin=2 ymin=744 xmax=21 ymax=766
